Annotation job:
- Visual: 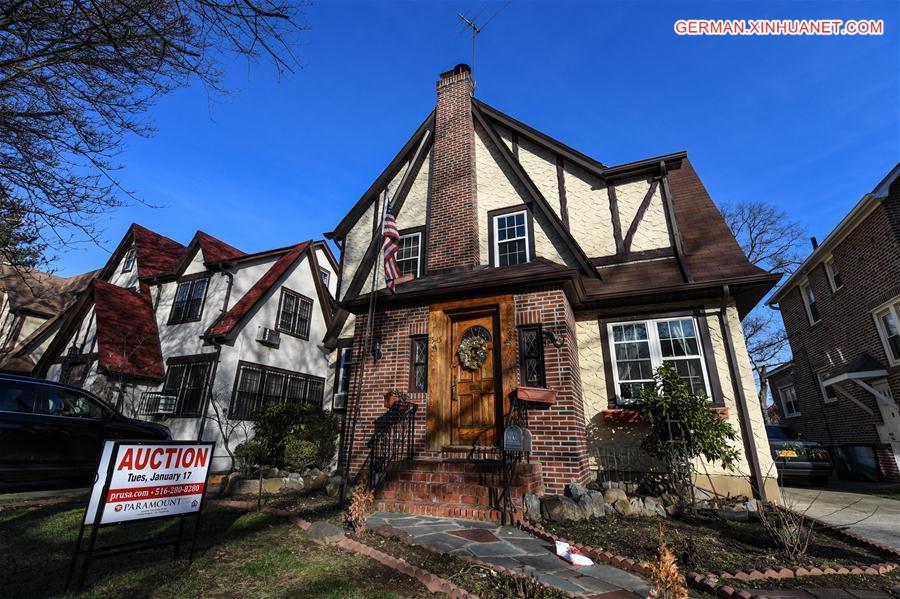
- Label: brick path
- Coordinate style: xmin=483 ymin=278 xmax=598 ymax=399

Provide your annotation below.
xmin=366 ymin=511 xmax=651 ymax=598
xmin=760 ymin=589 xmax=895 ymax=599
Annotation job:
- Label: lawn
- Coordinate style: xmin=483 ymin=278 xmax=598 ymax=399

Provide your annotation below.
xmin=543 ymin=513 xmax=894 ymax=575
xmin=0 ymin=497 xmax=434 ymax=599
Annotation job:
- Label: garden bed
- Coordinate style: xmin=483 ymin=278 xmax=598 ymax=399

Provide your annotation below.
xmin=541 ymin=513 xmax=896 ymax=575
xmin=355 ymin=527 xmax=568 ymax=599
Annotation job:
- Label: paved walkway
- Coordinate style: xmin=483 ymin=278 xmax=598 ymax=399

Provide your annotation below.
xmin=782 ymin=486 xmax=900 ymax=551
xmin=366 ymin=511 xmax=650 ymax=597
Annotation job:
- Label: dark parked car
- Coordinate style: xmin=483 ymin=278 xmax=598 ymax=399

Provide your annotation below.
xmin=766 ymin=424 xmax=832 ymax=487
xmin=0 ymin=374 xmax=170 ymax=491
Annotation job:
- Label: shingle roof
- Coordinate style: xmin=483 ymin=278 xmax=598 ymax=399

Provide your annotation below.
xmin=197 ymin=231 xmax=245 ymax=263
xmin=205 ymin=242 xmax=310 ymax=339
xmin=132 ymin=224 xmax=187 ymax=279
xmin=0 ymin=266 xmax=97 ymax=317
xmin=93 ymin=280 xmax=165 ymax=379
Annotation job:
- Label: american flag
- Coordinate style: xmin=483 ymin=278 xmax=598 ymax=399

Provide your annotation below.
xmin=382 ymin=209 xmax=400 ymax=292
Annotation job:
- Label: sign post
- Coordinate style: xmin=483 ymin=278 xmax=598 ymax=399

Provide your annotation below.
xmin=66 ymin=440 xmax=215 ymax=591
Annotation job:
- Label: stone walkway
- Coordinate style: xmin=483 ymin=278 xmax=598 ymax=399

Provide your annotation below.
xmin=366 ymin=511 xmax=651 ymax=597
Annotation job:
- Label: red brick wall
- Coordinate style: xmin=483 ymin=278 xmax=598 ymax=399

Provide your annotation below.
xmin=427 ymin=65 xmax=479 ymax=273
xmin=777 ymin=185 xmax=900 ymax=480
xmin=343 ymin=287 xmax=591 ymax=493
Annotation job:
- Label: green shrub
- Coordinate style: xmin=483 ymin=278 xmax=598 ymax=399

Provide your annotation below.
xmin=253 ymin=403 xmax=339 ymax=469
xmin=234 ymin=439 xmax=264 ymax=475
xmin=284 ymin=437 xmax=318 ymax=472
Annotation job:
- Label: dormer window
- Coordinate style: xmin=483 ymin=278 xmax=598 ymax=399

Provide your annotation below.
xmin=169 ymin=276 xmax=208 ymax=324
xmin=122 ymin=247 xmax=136 ymax=273
xmin=490 ymin=207 xmax=532 ymax=267
xmin=801 ymin=282 xmax=820 ymax=325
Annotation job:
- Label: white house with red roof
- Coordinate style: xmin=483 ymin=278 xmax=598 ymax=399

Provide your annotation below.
xmin=34 ymin=224 xmax=339 ymax=472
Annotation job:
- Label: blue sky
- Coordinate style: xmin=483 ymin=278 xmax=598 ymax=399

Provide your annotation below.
xmin=55 ymin=0 xmax=899 ymax=276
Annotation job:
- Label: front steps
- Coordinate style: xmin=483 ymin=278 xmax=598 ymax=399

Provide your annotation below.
xmin=373 ymin=459 xmax=543 ymax=522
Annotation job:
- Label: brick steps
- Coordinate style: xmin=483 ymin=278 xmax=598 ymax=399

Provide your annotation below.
xmin=372 ymin=459 xmax=541 ymax=522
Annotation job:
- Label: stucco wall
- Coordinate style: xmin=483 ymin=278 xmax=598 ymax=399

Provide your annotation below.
xmin=614 ymin=176 xmax=670 ymax=252
xmin=576 ymin=302 xmax=778 ymax=498
xmin=561 ymin=162 xmax=616 ymax=258
xmin=474 ymin=122 xmax=577 ymax=268
xmin=394 ymin=148 xmax=431 ymax=231
xmin=107 ymin=247 xmax=139 ymax=289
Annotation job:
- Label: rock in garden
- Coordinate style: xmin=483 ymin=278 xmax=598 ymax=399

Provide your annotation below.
xmin=263 ymin=467 xmax=281 ymax=479
xmin=603 ymin=488 xmax=627 ymax=503
xmin=288 ymin=472 xmax=302 ymax=481
xmin=542 ymin=495 xmax=584 ymax=522
xmin=303 ymin=468 xmax=328 ymax=492
xmin=586 ymin=479 xmax=601 ymax=491
xmin=655 ymin=503 xmax=667 ymax=518
xmin=326 ymin=476 xmax=343 ymax=497
xmin=601 ymin=481 xmax=619 ymax=490
xmin=567 ymin=483 xmax=588 ymax=500
xmin=306 ymin=521 xmax=345 ymax=545
xmin=282 ymin=476 xmax=305 ymax=491
xmin=714 ymin=508 xmax=749 ymax=522
xmin=624 ymin=482 xmax=638 ymax=494
xmin=745 ymin=499 xmax=758 ymax=512
xmin=660 ymin=493 xmax=679 ymax=507
xmin=524 ymin=492 xmax=542 ymax=521
xmin=230 ymin=478 xmax=261 ymax=496
xmin=642 ymin=497 xmax=659 ymax=517
xmin=579 ymin=492 xmax=606 ymax=519
xmin=262 ymin=477 xmax=284 ymax=494
xmin=612 ymin=498 xmax=635 ymax=517
xmin=630 ymin=497 xmax=645 ymax=515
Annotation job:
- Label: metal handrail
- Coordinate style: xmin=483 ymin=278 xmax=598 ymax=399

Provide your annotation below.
xmin=366 ymin=399 xmax=418 ymax=491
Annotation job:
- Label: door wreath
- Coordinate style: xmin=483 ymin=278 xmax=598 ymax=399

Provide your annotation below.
xmin=458 ymin=336 xmax=488 ymax=371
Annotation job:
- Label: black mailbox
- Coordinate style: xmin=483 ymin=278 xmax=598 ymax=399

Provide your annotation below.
xmin=503 ymin=424 xmax=532 ymax=453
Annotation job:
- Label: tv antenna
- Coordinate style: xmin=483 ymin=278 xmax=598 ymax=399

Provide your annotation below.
xmin=456 ymin=2 xmax=509 ymax=92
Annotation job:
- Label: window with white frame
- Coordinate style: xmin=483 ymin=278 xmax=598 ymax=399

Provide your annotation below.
xmin=492 ymin=210 xmax=530 ymax=267
xmin=817 ymin=370 xmax=838 ymax=403
xmin=319 ymin=268 xmax=330 ymax=287
xmin=825 ymin=257 xmax=843 ymax=292
xmin=332 ymin=346 xmax=353 ymax=410
xmin=396 ymin=232 xmax=422 ymax=277
xmin=874 ymin=302 xmax=900 ymax=365
xmin=801 ymin=282 xmax=821 ymax=325
xmin=779 ymin=384 xmax=801 ymax=417
xmin=121 ymin=247 xmax=136 ymax=273
xmin=607 ymin=317 xmax=711 ymax=405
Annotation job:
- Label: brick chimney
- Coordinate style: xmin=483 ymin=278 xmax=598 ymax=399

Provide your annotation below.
xmin=427 ymin=64 xmax=479 ymax=273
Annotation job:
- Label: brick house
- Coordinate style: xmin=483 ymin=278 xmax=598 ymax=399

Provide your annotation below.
xmin=325 ymin=65 xmax=780 ymax=519
xmin=767 ymin=163 xmax=900 ymax=482
xmin=32 ymin=224 xmax=339 ymax=472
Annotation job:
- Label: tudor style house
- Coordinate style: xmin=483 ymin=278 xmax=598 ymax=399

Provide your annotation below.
xmin=0 ymin=265 xmax=96 ymax=374
xmin=767 ymin=163 xmax=900 ymax=482
xmin=325 ymin=65 xmax=780 ymax=520
xmin=33 ymin=224 xmax=339 ymax=472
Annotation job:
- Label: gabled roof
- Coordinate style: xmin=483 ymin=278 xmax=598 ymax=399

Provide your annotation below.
xmin=93 ymin=280 xmax=165 ymax=380
xmin=204 ymin=242 xmax=311 ymax=340
xmin=170 ymin=231 xmax=246 ymax=277
xmin=0 ymin=266 xmax=97 ymax=318
xmin=131 ymin=224 xmax=187 ymax=279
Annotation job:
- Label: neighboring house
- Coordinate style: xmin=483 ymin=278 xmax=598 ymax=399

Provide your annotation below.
xmin=0 ymin=265 xmax=96 ymax=374
xmin=325 ymin=64 xmax=780 ymax=519
xmin=34 ymin=224 xmax=339 ymax=472
xmin=767 ymin=163 xmax=900 ymax=482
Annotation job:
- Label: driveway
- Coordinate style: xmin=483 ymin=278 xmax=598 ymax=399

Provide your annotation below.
xmin=781 ymin=485 xmax=900 ymax=550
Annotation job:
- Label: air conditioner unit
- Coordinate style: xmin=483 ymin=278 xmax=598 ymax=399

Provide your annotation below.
xmin=257 ymin=326 xmax=281 ymax=348
xmin=155 ymin=394 xmax=178 ymax=414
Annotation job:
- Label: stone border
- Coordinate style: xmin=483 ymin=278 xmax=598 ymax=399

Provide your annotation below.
xmin=519 ymin=516 xmax=897 ymax=597
xmin=367 ymin=522 xmax=570 ymax=598
xmin=210 ymin=499 xmax=478 ymax=599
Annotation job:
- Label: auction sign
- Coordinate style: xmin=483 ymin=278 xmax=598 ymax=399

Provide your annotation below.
xmin=67 ymin=440 xmax=215 ymax=590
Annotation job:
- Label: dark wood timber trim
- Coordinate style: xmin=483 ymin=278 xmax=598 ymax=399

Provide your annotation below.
xmin=471 ymin=102 xmax=601 ymax=280
xmin=622 ymin=179 xmax=659 ymax=253
xmin=511 ymin=132 xmax=519 ymax=160
xmin=694 ymin=308 xmax=724 ymax=405
xmin=592 ymin=247 xmax=674 ymax=267
xmin=166 ymin=353 xmax=217 ymax=366
xmin=602 ymin=151 xmax=686 ymax=181
xmin=487 ymin=205 xmax=536 ymax=268
xmin=330 ymin=111 xmax=436 ymax=240
xmin=658 ymin=161 xmax=694 ymax=283
xmin=307 ymin=247 xmax=334 ymax=330
xmin=343 ymin=129 xmax=434 ymax=301
xmin=607 ymin=184 xmax=625 ymax=255
xmin=556 ymin=155 xmax=569 ymax=230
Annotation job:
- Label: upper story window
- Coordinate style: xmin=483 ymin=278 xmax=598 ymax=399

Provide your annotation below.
xmin=779 ymin=384 xmax=801 ymax=417
xmin=153 ymin=359 xmax=212 ymax=417
xmin=825 ymin=257 xmax=843 ymax=292
xmin=121 ymin=247 xmax=136 ymax=273
xmin=608 ymin=317 xmax=710 ymax=405
xmin=169 ymin=277 xmax=208 ymax=324
xmin=518 ymin=325 xmax=546 ymax=388
xmin=409 ymin=336 xmax=428 ymax=392
xmin=333 ymin=346 xmax=353 ymax=411
xmin=817 ymin=370 xmax=838 ymax=404
xmin=319 ymin=268 xmax=330 ymax=287
xmin=491 ymin=209 xmax=531 ymax=267
xmin=874 ymin=301 xmax=900 ymax=365
xmin=800 ymin=282 xmax=820 ymax=325
xmin=276 ymin=288 xmax=313 ymax=339
xmin=396 ymin=232 xmax=422 ymax=277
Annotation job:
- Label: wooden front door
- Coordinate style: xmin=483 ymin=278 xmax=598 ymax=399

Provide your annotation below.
xmin=450 ymin=313 xmax=500 ymax=446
